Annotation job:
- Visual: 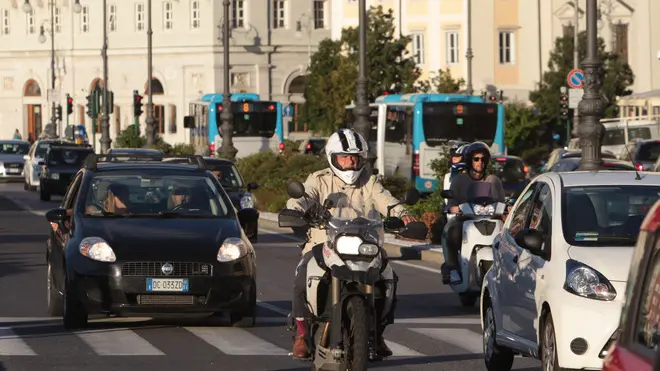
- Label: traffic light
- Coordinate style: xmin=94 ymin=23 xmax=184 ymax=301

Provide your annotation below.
xmin=560 ymin=92 xmax=569 ymax=119
xmin=133 ymin=90 xmax=144 ymax=117
xmin=55 ymin=105 xmax=62 ymax=121
xmin=86 ymin=94 xmax=94 ymax=118
xmin=66 ymin=94 xmax=73 ymax=115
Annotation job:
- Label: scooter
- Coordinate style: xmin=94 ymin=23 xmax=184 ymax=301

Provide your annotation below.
xmin=279 ymin=180 xmax=428 ymax=371
xmin=439 ymin=183 xmax=508 ymax=307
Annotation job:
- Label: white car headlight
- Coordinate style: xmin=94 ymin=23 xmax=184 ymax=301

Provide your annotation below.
xmin=217 ymin=237 xmax=249 ymax=262
xmin=472 ymin=204 xmax=495 ymax=216
xmin=564 ymin=260 xmax=616 ymax=301
xmin=79 ymin=237 xmax=116 ymax=262
xmin=240 ymin=194 xmax=254 ymax=209
xmin=336 ymin=236 xmax=363 ymax=255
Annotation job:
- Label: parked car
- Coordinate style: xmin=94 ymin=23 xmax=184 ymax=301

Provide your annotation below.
xmin=618 ymin=139 xmax=660 ymax=171
xmin=491 ymin=155 xmax=530 ymax=197
xmin=39 ymin=145 xmax=95 ymax=201
xmin=0 ymin=140 xmax=30 ymax=181
xmin=481 ymin=171 xmax=660 ymax=370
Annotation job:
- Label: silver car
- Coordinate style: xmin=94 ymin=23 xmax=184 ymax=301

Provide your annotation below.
xmin=0 ymin=140 xmax=30 ymax=181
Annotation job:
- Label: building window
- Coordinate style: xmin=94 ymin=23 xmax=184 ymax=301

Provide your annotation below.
xmin=563 ymin=23 xmax=575 ymax=38
xmin=498 ymin=31 xmax=515 ymax=64
xmin=135 ymin=3 xmax=144 ymax=31
xmin=154 ymin=105 xmax=165 ymax=134
xmin=232 ymin=0 xmax=245 ymax=28
xmin=54 ymin=7 xmax=61 ymax=32
xmin=163 ymin=2 xmax=173 ymax=30
xmin=1 ymin=9 xmax=10 ymax=36
xmin=613 ymin=22 xmax=628 ymax=63
xmin=445 ymin=31 xmax=459 ymax=65
xmin=411 ymin=32 xmax=425 ymax=65
xmin=313 ymin=0 xmax=325 ymax=29
xmin=114 ymin=106 xmax=121 ymax=136
xmin=108 ymin=5 xmax=117 ymax=32
xmin=273 ymin=0 xmax=286 ymax=29
xmin=81 ymin=6 xmax=89 ymax=33
xmin=191 ymin=0 xmax=200 ymax=29
xmin=169 ymin=105 xmax=177 ymax=134
xmin=26 ymin=10 xmax=34 ymax=35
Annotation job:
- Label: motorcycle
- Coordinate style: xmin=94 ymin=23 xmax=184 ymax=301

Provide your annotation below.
xmin=278 ymin=180 xmax=428 ymax=371
xmin=439 ymin=183 xmax=508 ymax=307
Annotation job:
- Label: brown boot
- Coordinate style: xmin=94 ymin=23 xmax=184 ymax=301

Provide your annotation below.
xmin=376 ymin=335 xmax=393 ymax=357
xmin=292 ymin=335 xmax=310 ymax=359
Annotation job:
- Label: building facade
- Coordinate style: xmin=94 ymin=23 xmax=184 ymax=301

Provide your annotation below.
xmin=332 ymin=0 xmax=660 ymax=103
xmin=0 ymin=0 xmax=331 ymax=146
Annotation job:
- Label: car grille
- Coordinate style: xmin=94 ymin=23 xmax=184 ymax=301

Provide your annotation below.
xmin=121 ymin=262 xmax=213 ymax=277
xmin=4 ymin=163 xmax=23 ymax=169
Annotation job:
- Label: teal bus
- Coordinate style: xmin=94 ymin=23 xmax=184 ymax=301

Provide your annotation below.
xmin=345 ymin=93 xmax=505 ymax=194
xmin=188 ymin=93 xmax=284 ymax=157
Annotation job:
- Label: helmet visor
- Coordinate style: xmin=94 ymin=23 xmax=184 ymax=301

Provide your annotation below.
xmin=331 ymin=153 xmax=366 ymax=171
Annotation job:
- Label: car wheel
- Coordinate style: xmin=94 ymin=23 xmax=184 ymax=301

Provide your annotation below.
xmin=230 ymin=282 xmax=256 ymax=328
xmin=62 ymin=278 xmax=88 ymax=330
xmin=40 ymin=183 xmax=51 ymax=201
xmin=483 ymin=296 xmax=514 ymax=371
xmin=459 ymin=292 xmax=479 ymax=307
xmin=541 ymin=312 xmax=564 ymax=371
xmin=47 ymin=263 xmax=63 ymax=317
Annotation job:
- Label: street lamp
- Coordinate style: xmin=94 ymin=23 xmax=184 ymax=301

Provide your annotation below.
xmin=99 ymin=0 xmax=111 ymax=153
xmin=219 ymin=0 xmax=237 ymax=160
xmin=295 ymin=13 xmax=313 ymax=68
xmin=145 ymin=0 xmax=156 ymax=148
xmin=353 ymin=0 xmax=371 ymax=161
xmin=577 ymin=0 xmax=605 ymax=170
xmin=22 ymin=1 xmax=32 ymax=13
xmin=465 ymin=0 xmax=474 ymax=96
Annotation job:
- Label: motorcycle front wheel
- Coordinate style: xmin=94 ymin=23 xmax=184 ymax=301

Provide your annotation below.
xmin=341 ymin=296 xmax=369 ymax=371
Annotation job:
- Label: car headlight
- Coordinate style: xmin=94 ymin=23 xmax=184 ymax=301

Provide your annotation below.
xmin=336 ymin=236 xmax=363 ymax=255
xmin=51 ymin=173 xmax=59 ymax=180
xmin=217 ymin=237 xmax=249 ymax=262
xmin=472 ymin=204 xmax=495 ymax=215
xmin=563 ymin=259 xmax=616 ymax=301
xmin=79 ymin=237 xmax=116 ymax=262
xmin=240 ymin=194 xmax=254 ymax=209
xmin=358 ymin=243 xmax=379 ymax=256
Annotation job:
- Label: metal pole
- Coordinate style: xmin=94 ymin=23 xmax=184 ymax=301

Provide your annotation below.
xmin=571 ymin=0 xmax=580 ymax=137
xmin=353 ymin=0 xmax=370 ymax=144
xmin=99 ymin=0 xmax=111 ymax=153
xmin=465 ymin=0 xmax=474 ymax=96
xmin=577 ymin=0 xmax=604 ymax=170
xmin=145 ymin=0 xmax=156 ymax=147
xmin=49 ymin=0 xmax=56 ymax=138
xmin=220 ymin=0 xmax=236 ymax=160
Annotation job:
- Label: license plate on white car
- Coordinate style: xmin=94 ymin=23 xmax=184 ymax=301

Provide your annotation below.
xmin=146 ymin=278 xmax=189 ymax=292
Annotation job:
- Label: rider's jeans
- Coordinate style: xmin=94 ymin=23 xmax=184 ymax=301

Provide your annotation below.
xmin=444 ymin=215 xmax=468 ymax=271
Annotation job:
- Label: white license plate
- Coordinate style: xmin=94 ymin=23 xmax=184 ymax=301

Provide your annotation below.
xmin=6 ymin=169 xmax=19 ymax=174
xmin=146 ymin=278 xmax=189 ymax=292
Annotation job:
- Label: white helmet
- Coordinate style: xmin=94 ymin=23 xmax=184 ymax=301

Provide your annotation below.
xmin=325 ymin=128 xmax=369 ymax=185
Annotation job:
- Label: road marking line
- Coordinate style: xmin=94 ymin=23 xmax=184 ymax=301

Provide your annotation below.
xmin=257 ymin=300 xmax=290 ymax=316
xmin=411 ymin=328 xmax=483 ymax=354
xmin=259 ymin=228 xmax=301 ymax=242
xmin=76 ymin=328 xmax=165 ymax=356
xmin=396 ymin=317 xmax=481 ymax=325
xmin=0 ymin=327 xmax=37 ymax=355
xmin=185 ymin=327 xmax=288 ymax=355
xmin=391 ymin=260 xmax=442 ymax=274
xmin=385 ymin=340 xmax=424 ymax=357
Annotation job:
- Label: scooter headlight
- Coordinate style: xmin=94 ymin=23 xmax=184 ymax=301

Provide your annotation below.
xmin=472 ymin=204 xmax=495 ymax=216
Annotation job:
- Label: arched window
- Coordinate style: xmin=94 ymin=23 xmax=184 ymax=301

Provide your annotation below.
xmin=23 ymin=79 xmax=42 ymax=96
xmin=145 ymin=78 xmax=164 ymax=95
xmin=288 ymin=75 xmax=306 ymax=95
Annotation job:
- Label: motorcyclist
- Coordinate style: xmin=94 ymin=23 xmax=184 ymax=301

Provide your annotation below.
xmin=286 ymin=128 xmax=415 ymax=359
xmin=444 ymin=142 xmax=505 ymax=284
xmin=431 ymin=143 xmax=468 ymax=245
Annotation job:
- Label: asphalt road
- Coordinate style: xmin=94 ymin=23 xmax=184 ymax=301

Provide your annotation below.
xmin=0 ymin=182 xmax=540 ymax=371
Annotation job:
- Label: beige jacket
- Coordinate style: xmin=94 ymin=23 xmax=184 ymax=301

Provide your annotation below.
xmin=286 ymin=168 xmax=410 ymax=255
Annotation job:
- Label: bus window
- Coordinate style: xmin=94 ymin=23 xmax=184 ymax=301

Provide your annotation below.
xmin=421 ymin=102 xmax=498 ymax=146
xmin=217 ymin=102 xmax=277 ymax=138
xmin=385 ymin=106 xmax=408 ymax=143
xmin=344 ymin=107 xmax=378 ymax=141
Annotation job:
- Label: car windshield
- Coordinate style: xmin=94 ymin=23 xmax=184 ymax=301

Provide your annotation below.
xmin=562 ymin=185 xmax=660 ymax=246
xmin=35 ymin=142 xmax=51 ymax=158
xmin=83 ymin=173 xmax=230 ymax=218
xmin=208 ymin=163 xmax=244 ymax=188
xmin=0 ymin=143 xmax=29 ymax=155
xmin=326 ymin=193 xmax=384 ymax=246
xmin=48 ymin=149 xmax=93 ymax=166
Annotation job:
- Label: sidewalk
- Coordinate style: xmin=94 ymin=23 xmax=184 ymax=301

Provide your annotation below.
xmin=258 ymin=211 xmax=444 ymax=264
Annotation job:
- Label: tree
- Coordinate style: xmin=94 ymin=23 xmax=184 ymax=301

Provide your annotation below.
xmin=300 ymin=6 xmax=420 ymax=134
xmin=529 ymin=31 xmax=634 ymax=141
xmin=416 ymin=68 xmax=465 ymax=93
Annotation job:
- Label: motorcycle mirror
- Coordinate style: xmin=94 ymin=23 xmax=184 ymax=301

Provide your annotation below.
xmin=403 ymin=188 xmax=420 ymax=206
xmin=398 ymin=221 xmax=428 ymax=241
xmin=384 ymin=217 xmax=404 ymax=231
xmin=287 ymin=180 xmax=306 ymax=199
xmin=441 ymin=190 xmax=454 ymax=199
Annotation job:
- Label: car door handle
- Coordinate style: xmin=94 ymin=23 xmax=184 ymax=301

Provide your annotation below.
xmin=512 ymin=255 xmax=519 ymax=263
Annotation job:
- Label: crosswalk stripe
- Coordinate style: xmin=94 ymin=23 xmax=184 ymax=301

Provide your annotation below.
xmin=411 ymin=328 xmax=484 ymax=354
xmin=76 ymin=328 xmax=165 ymax=356
xmin=0 ymin=327 xmax=37 ymax=355
xmin=385 ymin=340 xmax=424 ymax=357
xmin=185 ymin=327 xmax=288 ymax=355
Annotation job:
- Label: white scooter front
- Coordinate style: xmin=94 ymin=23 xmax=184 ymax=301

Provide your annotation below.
xmin=441 ymin=194 xmax=507 ymax=307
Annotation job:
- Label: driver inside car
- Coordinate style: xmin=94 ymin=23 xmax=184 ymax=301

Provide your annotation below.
xmin=286 ymin=128 xmax=414 ymax=360
xmin=85 ymin=183 xmax=131 ymax=216
xmin=168 ymin=186 xmax=190 ymax=209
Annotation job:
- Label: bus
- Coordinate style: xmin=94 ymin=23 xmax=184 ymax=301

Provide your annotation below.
xmin=345 ymin=93 xmax=505 ymax=194
xmin=188 ymin=93 xmax=284 ymax=158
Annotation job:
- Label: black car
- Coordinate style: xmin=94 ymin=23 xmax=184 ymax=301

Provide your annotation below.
xmin=165 ymin=157 xmax=260 ymax=242
xmin=491 ymin=155 xmax=530 ymax=197
xmin=44 ymin=154 xmax=259 ymax=330
xmin=39 ymin=145 xmax=95 ymax=201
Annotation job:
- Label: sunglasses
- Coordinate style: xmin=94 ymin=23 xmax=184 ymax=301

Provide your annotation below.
xmin=472 ymin=157 xmax=485 ymax=163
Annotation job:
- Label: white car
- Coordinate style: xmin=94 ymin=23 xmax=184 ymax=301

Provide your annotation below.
xmin=480 ymin=170 xmax=660 ymax=370
xmin=23 ymin=139 xmax=80 ymax=191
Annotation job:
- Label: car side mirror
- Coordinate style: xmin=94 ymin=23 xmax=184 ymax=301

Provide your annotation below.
xmin=46 ymin=208 xmax=68 ymax=223
xmin=247 ymin=182 xmax=259 ymax=191
xmin=286 ymin=180 xmax=306 ymax=199
xmin=23 ymin=155 xmax=30 ymax=161
xmin=513 ymin=228 xmax=545 ymax=256
xmin=441 ymin=190 xmax=454 ymax=199
xmin=403 ymin=188 xmax=420 ymax=206
xmin=237 ymin=208 xmax=259 ymax=225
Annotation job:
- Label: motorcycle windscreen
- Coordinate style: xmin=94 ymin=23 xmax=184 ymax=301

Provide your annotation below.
xmin=467 ymin=182 xmax=497 ymax=204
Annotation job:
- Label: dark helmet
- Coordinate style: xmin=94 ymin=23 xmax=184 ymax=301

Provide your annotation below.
xmin=462 ymin=142 xmax=491 ymax=172
xmin=448 ymin=141 xmax=469 ymax=167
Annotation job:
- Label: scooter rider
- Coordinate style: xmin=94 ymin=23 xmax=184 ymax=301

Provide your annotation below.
xmin=442 ymin=142 xmax=469 ymax=192
xmin=286 ymin=128 xmax=415 ymax=359
xmin=444 ymin=142 xmax=505 ymax=284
